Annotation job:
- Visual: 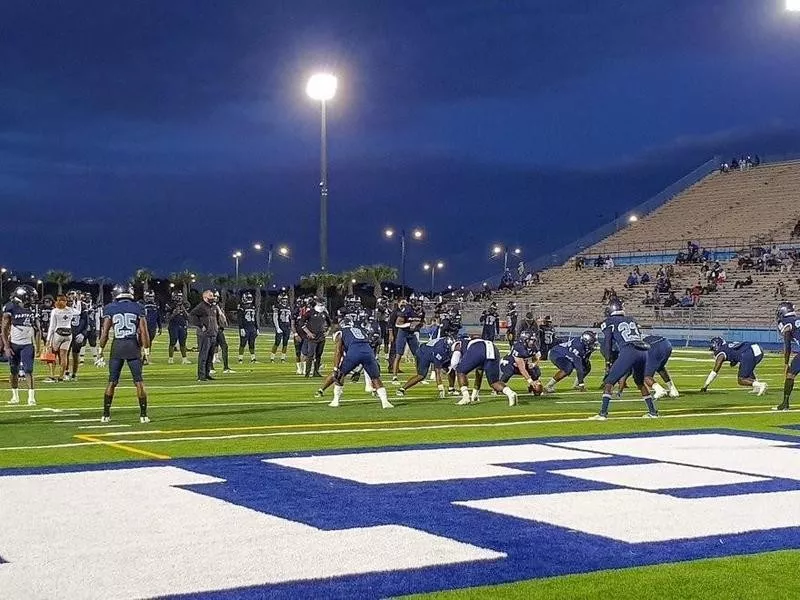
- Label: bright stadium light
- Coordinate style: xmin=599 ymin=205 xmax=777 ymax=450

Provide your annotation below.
xmin=253 ymin=242 xmax=263 ymax=251
xmin=787 ymin=0 xmax=800 ymax=11
xmin=492 ymin=245 xmax=502 ymax=255
xmin=412 ymin=228 xmax=424 ymax=240
xmin=278 ymin=245 xmax=289 ymax=257
xmin=306 ymin=73 xmax=338 ymax=101
xmin=384 ymin=228 xmax=395 ymax=238
xmin=629 ymin=215 xmax=638 ymax=223
xmin=513 ymin=248 xmax=521 ymax=255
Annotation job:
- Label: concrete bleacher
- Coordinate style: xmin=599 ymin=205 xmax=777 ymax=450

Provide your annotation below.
xmin=585 ymin=161 xmax=800 ymax=256
xmin=469 ymin=159 xmax=800 ymax=330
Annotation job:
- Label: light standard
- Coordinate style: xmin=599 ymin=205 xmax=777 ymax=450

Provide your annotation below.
xmin=306 ymin=73 xmax=338 ymax=272
xmin=491 ymin=244 xmax=522 ymax=271
xmin=0 ymin=267 xmax=6 ymax=301
xmin=422 ymin=261 xmax=444 ymax=297
xmin=232 ymin=251 xmax=242 ymax=290
xmin=36 ymin=279 xmax=43 ymax=298
xmin=253 ymin=242 xmax=291 ymax=278
xmin=385 ymin=227 xmax=423 ymax=298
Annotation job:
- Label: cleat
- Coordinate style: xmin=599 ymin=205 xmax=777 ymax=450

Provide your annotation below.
xmin=7 ymin=398 xmax=19 ymax=405
xmin=438 ymin=390 xmax=447 ymax=399
xmin=181 ymin=358 xmax=191 ymax=365
xmin=508 ymin=392 xmax=518 ymax=407
xmin=238 ymin=358 xmax=243 ymax=364
xmin=328 ymin=399 xmax=340 ymax=408
xmin=754 ymin=381 xmax=768 ymax=396
xmin=140 ymin=416 xmax=150 ymax=424
xmin=589 ymin=414 xmax=608 ymax=421
xmin=350 ymin=371 xmax=361 ymax=382
xmin=396 ymin=388 xmax=406 ymax=397
xmin=281 ymin=356 xmax=286 ymax=362
xmin=652 ymin=389 xmax=667 ymax=400
xmin=168 ymin=357 xmax=175 ymax=364
xmin=457 ymin=397 xmax=472 ymax=406
xmin=315 ymin=389 xmax=324 ymax=398
xmin=223 ymin=369 xmax=235 ymax=374
xmin=772 ymin=403 xmax=790 ymax=412
xmin=421 ymin=379 xmax=430 ymax=385
xmin=642 ymin=412 xmax=659 ymax=419
xmin=391 ymin=379 xmax=400 ymax=386
xmin=27 ymin=398 xmax=36 ymax=406
xmin=209 ymin=369 xmax=216 ymax=375
xmin=100 ymin=416 xmax=111 ymax=423
xmin=43 ymin=377 xmax=57 ymax=384
xmin=381 ymin=400 xmax=394 ymax=409
xmin=668 ymin=390 xmax=680 ymax=398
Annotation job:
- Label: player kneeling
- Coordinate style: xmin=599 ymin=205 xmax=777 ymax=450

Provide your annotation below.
xmin=96 ymin=284 xmax=151 ymax=423
xmin=315 ymin=316 xmax=393 ymax=409
xmin=499 ymin=331 xmax=543 ymax=395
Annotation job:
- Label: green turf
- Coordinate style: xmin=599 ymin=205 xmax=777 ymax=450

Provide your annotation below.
xmin=2 ymin=335 xmax=799 ymax=598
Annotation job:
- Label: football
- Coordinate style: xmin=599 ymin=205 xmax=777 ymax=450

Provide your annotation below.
xmin=529 ymin=381 xmax=544 ymax=396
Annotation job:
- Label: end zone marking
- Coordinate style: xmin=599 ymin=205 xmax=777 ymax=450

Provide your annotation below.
xmin=73 ymin=434 xmax=171 ymax=461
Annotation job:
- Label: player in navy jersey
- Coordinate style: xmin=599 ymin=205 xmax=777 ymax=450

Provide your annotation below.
xmin=616 ymin=335 xmax=680 ymax=400
xmin=96 ymin=284 xmax=151 ymax=423
xmin=544 ymin=331 xmax=596 ymax=393
xmin=776 ymin=301 xmax=800 ymax=411
xmin=499 ymin=330 xmax=543 ymax=394
xmin=315 ymin=316 xmax=393 ymax=409
xmin=397 ymin=335 xmax=457 ymax=398
xmin=391 ymin=298 xmax=422 ymax=383
xmin=2 ymin=286 xmax=39 ymax=405
xmin=374 ymin=296 xmax=390 ymax=356
xmin=235 ymin=291 xmax=259 ymax=363
xmin=592 ymin=299 xmax=659 ymax=419
xmin=452 ymin=337 xmax=519 ymax=406
xmin=505 ymin=302 xmax=518 ymax=344
xmin=166 ymin=291 xmax=191 ymax=364
xmin=141 ymin=290 xmax=161 ymax=364
xmin=66 ymin=290 xmax=88 ymax=381
xmin=270 ymin=294 xmax=292 ymax=363
xmin=701 ymin=337 xmax=767 ymax=395
xmin=538 ymin=316 xmax=558 ymax=359
xmin=438 ymin=306 xmax=463 ymax=339
xmin=479 ymin=302 xmax=500 ymax=341
xmin=292 ymin=297 xmax=308 ymax=374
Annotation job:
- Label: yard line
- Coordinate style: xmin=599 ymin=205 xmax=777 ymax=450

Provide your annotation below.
xmin=73 ymin=434 xmax=170 ymax=460
xmin=53 ymin=418 xmax=109 ymax=423
xmin=77 ymin=424 xmax=131 ymax=429
xmin=30 ymin=413 xmax=80 ymax=418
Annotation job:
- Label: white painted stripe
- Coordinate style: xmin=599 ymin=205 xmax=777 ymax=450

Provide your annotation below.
xmin=53 ymin=419 xmax=108 ymax=423
xmin=77 ymin=424 xmax=131 ymax=429
xmin=30 ymin=413 xmax=80 ymax=418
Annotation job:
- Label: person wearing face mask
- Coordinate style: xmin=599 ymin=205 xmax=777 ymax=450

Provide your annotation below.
xmin=299 ymin=298 xmax=332 ymax=378
xmin=188 ymin=290 xmax=219 ymax=381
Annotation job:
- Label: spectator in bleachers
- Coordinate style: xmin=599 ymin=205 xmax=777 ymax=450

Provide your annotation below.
xmin=663 ymin=291 xmax=679 ymax=308
xmin=655 ymin=275 xmax=671 ymax=294
xmin=665 ymin=264 xmax=675 ymax=278
xmin=517 ymin=261 xmax=525 ymax=277
xmin=680 ymin=291 xmax=694 ymax=307
xmin=594 ymin=255 xmax=604 ymax=267
xmin=718 ymin=268 xmax=727 ymax=284
xmin=624 ymin=272 xmax=639 ymax=288
xmin=738 ymin=253 xmax=755 ymax=270
xmin=656 ymin=265 xmax=665 ymax=279
xmin=640 ymin=271 xmax=651 ymax=285
xmin=691 ymin=283 xmax=702 ymax=305
xmin=574 ymin=256 xmax=584 ymax=271
xmin=720 ymin=161 xmax=730 ymax=173
xmin=775 ymin=280 xmax=787 ymax=300
xmin=791 ymin=220 xmax=800 ymax=239
xmin=734 ymin=275 xmax=753 ymax=289
xmin=603 ymin=256 xmax=614 ymax=269
xmin=642 ymin=291 xmax=659 ymax=306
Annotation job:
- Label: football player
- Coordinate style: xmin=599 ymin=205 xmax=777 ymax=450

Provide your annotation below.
xmin=544 ymin=331 xmax=596 ymax=393
xmin=2 ymin=286 xmax=39 ymax=405
xmin=81 ymin=292 xmax=102 ymax=365
xmin=643 ymin=335 xmax=679 ymax=399
xmin=701 ymin=337 xmax=767 ymax=395
xmin=499 ymin=330 xmax=543 ymax=393
xmin=166 ymin=291 xmax=191 ymax=364
xmin=538 ymin=315 xmax=557 ymax=359
xmin=439 ymin=306 xmax=462 ymax=339
xmin=374 ymin=296 xmax=391 ymax=356
xmin=315 ymin=315 xmax=393 ymax=409
xmin=292 ymin=296 xmax=308 ymax=375
xmin=270 ymin=293 xmax=292 ymax=362
xmin=506 ymin=301 xmax=518 ymax=344
xmin=479 ymin=302 xmax=500 ymax=341
xmin=396 ymin=334 xmax=459 ymax=399
xmin=47 ymin=294 xmax=74 ymax=381
xmin=96 ymin=284 xmax=150 ymax=423
xmin=775 ymin=301 xmax=800 ymax=411
xmin=66 ymin=289 xmax=88 ymax=381
xmin=38 ymin=295 xmax=58 ymax=383
xmin=236 ymin=291 xmax=259 ymax=363
xmin=592 ymin=299 xmax=658 ymax=420
xmin=211 ymin=291 xmax=234 ymax=374
xmin=452 ymin=336 xmax=519 ymax=406
xmin=391 ymin=298 xmax=422 ymax=383
xmin=141 ymin=290 xmax=162 ymax=364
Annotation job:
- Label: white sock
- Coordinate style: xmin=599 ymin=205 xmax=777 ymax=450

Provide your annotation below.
xmin=238 ymin=354 xmax=244 ymax=361
xmin=460 ymin=386 xmax=470 ymax=403
xmin=364 ymin=372 xmax=372 ymax=392
xmin=652 ymin=382 xmax=666 ymax=397
xmin=545 ymin=377 xmax=557 ymax=391
xmin=251 ymin=354 xmax=256 ymax=361
xmin=333 ymin=384 xmax=344 ymax=403
xmin=271 ymin=353 xmax=276 ymax=360
xmin=669 ymin=381 xmax=679 ymax=394
xmin=11 ymin=388 xmax=20 ymax=402
xmin=27 ymin=389 xmax=35 ymax=402
xmin=377 ymin=387 xmax=393 ymax=407
xmin=143 ymin=348 xmax=151 ymax=359
xmin=502 ymin=386 xmax=516 ymax=402
xmin=281 ymin=353 xmax=286 ymax=360
xmin=471 ymin=388 xmax=480 ymax=401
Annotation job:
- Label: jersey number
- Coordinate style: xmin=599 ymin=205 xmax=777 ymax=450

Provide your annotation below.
xmin=617 ymin=322 xmax=642 ymax=342
xmin=113 ymin=313 xmax=137 ymax=338
xmin=349 ymin=327 xmax=365 ymax=340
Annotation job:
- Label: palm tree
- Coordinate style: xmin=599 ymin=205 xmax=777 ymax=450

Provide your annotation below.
xmin=300 ymin=272 xmax=339 ymax=299
xmin=210 ymin=274 xmax=235 ymax=311
xmin=334 ymin=270 xmax=358 ymax=297
xmin=361 ymin=265 xmax=398 ymax=299
xmin=134 ymin=268 xmax=154 ymax=292
xmin=170 ymin=270 xmax=195 ymax=299
xmin=243 ymin=272 xmax=272 ymax=326
xmin=46 ymin=270 xmax=72 ymax=295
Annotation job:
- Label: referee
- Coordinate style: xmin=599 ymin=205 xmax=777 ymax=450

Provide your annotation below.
xmin=189 ymin=290 xmax=218 ymax=381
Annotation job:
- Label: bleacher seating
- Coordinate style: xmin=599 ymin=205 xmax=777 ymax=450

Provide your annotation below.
xmin=466 ymin=160 xmax=800 ymax=330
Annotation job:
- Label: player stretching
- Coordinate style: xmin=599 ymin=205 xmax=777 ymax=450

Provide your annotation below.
xmin=776 ymin=301 xmax=800 ymax=411
xmin=96 ymin=284 xmax=151 ymax=423
xmin=2 ymin=286 xmax=39 ymax=406
xmin=701 ymin=337 xmax=767 ymax=395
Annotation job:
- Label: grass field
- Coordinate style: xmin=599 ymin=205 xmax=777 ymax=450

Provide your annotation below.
xmin=1 ymin=334 xmax=799 ymax=598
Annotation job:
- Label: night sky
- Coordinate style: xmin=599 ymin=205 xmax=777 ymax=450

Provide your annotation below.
xmin=2 ymin=0 xmax=800 ymax=290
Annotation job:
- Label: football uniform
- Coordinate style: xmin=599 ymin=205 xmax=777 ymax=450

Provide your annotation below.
xmin=3 ymin=302 xmax=36 ymax=375
xmin=778 ymin=314 xmax=800 ymax=376
xmin=455 ymin=339 xmax=501 ymax=384
xmin=500 ymin=340 xmax=541 ymax=384
xmin=104 ymin=299 xmax=145 ymax=384
xmin=548 ymin=338 xmax=593 ymax=385
xmin=714 ymin=341 xmax=764 ymax=380
xmin=601 ymin=314 xmax=649 ymax=387
xmin=337 ymin=325 xmax=381 ymax=380
xmin=272 ymin=304 xmax=292 ymax=351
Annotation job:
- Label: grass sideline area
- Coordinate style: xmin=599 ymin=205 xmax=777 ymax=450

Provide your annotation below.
xmin=1 ymin=334 xmax=799 ymax=598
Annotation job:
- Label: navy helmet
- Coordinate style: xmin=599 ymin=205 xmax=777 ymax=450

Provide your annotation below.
xmin=709 ymin=336 xmax=726 ymax=354
xmin=518 ymin=330 xmax=538 ymax=350
xmin=777 ymin=301 xmax=796 ymax=321
xmin=241 ymin=291 xmax=254 ymax=306
xmin=607 ymin=298 xmax=624 ymax=316
xmin=10 ymin=285 xmax=37 ymax=307
xmin=580 ymin=330 xmax=597 ymax=347
xmin=143 ymin=290 xmax=155 ymax=303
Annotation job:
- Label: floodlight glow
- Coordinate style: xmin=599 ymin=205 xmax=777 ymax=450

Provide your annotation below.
xmin=384 ymin=228 xmax=394 ymax=238
xmin=306 ymin=73 xmax=337 ymax=101
xmin=233 ymin=251 xmax=242 ymax=258
xmin=412 ymin=228 xmax=423 ymax=239
xmin=351 ymin=278 xmax=356 ymax=284
xmin=436 ymin=262 xmax=444 ymax=269
xmin=629 ymin=215 xmax=638 ymax=223
xmin=278 ymin=246 xmax=289 ymax=256
xmin=423 ymin=263 xmax=431 ymax=271
xmin=788 ymin=0 xmax=800 ymax=11
xmin=492 ymin=245 xmax=502 ymax=254
xmin=253 ymin=243 xmax=263 ymax=251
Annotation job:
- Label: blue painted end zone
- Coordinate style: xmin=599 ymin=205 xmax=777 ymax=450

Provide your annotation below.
xmin=3 ymin=428 xmax=800 ymax=599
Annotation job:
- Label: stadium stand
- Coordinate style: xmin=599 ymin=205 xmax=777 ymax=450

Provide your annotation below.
xmin=471 ymin=160 xmax=800 ymax=330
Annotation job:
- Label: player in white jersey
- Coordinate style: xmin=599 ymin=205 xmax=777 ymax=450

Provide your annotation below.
xmin=47 ymin=295 xmax=75 ymax=381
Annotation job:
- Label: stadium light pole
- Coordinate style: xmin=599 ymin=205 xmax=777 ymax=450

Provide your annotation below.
xmin=423 ymin=261 xmax=444 ymax=297
xmin=0 ymin=267 xmax=6 ymax=301
xmin=232 ymin=251 xmax=242 ymax=291
xmin=36 ymin=279 xmax=43 ymax=298
xmin=306 ymin=73 xmax=338 ymax=272
xmin=385 ymin=227 xmax=424 ymax=298
xmin=253 ymin=242 xmax=290 ymax=278
xmin=491 ymin=245 xmax=522 ymax=271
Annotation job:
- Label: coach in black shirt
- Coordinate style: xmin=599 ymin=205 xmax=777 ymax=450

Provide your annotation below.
xmin=300 ymin=300 xmax=331 ymax=377
xmin=189 ymin=290 xmax=218 ymax=381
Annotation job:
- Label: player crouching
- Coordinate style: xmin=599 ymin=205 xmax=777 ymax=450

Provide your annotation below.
xmin=701 ymin=337 xmax=767 ymax=396
xmin=96 ymin=284 xmax=151 ymax=423
xmin=452 ymin=337 xmax=518 ymax=406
